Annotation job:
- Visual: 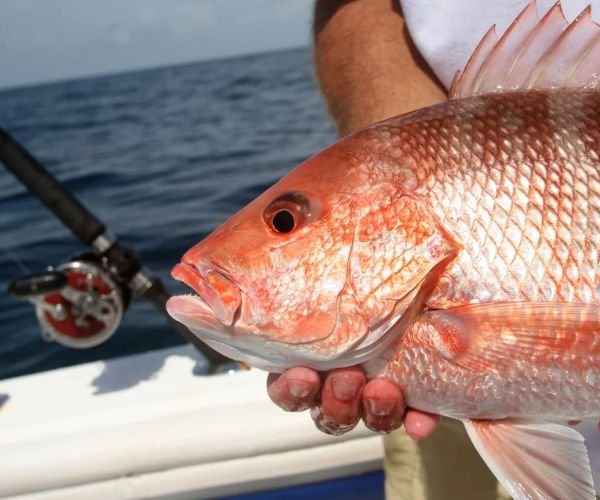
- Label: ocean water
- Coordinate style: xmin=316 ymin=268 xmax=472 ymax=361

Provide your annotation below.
xmin=0 ymin=48 xmax=336 ymax=380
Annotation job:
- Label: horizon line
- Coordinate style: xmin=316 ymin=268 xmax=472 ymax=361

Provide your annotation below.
xmin=0 ymin=44 xmax=309 ymax=93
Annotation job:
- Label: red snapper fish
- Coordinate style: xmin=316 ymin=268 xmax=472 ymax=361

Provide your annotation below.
xmin=168 ymin=3 xmax=600 ymax=499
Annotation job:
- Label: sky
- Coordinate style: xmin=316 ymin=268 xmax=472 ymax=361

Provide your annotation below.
xmin=0 ymin=0 xmax=314 ymax=90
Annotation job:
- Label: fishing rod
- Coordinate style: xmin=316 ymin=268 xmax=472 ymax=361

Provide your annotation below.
xmin=0 ymin=128 xmax=229 ymax=367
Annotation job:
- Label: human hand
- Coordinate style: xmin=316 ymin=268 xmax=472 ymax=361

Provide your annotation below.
xmin=267 ymin=366 xmax=439 ymax=437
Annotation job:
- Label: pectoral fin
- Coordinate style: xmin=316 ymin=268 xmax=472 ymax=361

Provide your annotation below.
xmin=464 ymin=419 xmax=596 ymax=500
xmin=424 ymin=301 xmax=600 ymax=372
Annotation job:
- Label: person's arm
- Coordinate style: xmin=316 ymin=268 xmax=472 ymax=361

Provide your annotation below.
xmin=267 ymin=0 xmax=445 ymax=438
xmin=314 ymin=0 xmax=445 ymax=135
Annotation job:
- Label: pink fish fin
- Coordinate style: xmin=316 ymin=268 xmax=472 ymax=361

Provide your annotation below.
xmin=424 ymin=301 xmax=600 ymax=372
xmin=528 ymin=6 xmax=600 ymax=90
xmin=469 ymin=1 xmax=541 ymax=95
xmin=449 ymin=1 xmax=600 ymax=98
xmin=464 ymin=418 xmax=596 ymax=499
xmin=449 ymin=1 xmax=538 ymax=99
xmin=510 ymin=2 xmax=569 ymax=88
xmin=449 ymin=25 xmax=498 ymax=99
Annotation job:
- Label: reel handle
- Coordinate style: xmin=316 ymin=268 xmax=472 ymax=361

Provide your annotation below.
xmin=8 ymin=271 xmax=68 ymax=298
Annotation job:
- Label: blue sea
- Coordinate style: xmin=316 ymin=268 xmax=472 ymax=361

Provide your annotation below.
xmin=0 ymin=48 xmax=336 ymax=380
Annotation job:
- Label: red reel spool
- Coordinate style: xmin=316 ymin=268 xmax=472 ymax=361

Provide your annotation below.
xmin=35 ymin=260 xmax=124 ymax=348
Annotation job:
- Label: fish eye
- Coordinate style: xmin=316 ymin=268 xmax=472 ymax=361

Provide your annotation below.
xmin=264 ymin=192 xmax=311 ymax=234
xmin=272 ymin=209 xmax=295 ymax=233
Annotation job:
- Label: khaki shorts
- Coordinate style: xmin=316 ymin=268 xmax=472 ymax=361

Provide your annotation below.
xmin=384 ymin=418 xmax=510 ymax=500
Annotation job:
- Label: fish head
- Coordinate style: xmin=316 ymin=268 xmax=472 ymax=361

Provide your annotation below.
xmin=167 ymin=132 xmax=457 ymax=372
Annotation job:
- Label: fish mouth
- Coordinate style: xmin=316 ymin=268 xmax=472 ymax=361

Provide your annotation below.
xmin=167 ymin=260 xmax=300 ymax=371
xmin=169 ymin=261 xmax=241 ymax=327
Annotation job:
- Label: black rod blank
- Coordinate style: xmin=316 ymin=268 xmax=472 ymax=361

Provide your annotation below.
xmin=0 ymin=128 xmax=105 ymax=246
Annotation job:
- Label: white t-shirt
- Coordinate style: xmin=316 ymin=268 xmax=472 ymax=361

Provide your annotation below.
xmin=400 ymin=0 xmax=600 ymax=89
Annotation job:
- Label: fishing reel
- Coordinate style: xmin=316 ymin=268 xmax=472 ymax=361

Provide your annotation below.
xmin=2 ymin=127 xmax=229 ymax=365
xmin=9 ymin=253 xmax=128 ymax=348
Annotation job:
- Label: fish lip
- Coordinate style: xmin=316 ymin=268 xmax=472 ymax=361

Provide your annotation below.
xmin=171 ymin=261 xmax=241 ymax=326
xmin=171 ymin=262 xmax=207 ymax=295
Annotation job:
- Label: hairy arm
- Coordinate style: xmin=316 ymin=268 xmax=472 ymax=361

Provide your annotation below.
xmin=268 ymin=0 xmax=445 ymax=437
xmin=313 ymin=0 xmax=445 ymax=135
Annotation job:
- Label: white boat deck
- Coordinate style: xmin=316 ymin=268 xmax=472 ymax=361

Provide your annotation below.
xmin=0 ymin=345 xmax=383 ymax=499
xmin=0 ymin=344 xmax=597 ymax=498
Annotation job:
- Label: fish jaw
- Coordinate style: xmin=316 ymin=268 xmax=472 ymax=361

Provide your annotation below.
xmin=167 ymin=271 xmax=436 ymax=373
xmin=167 ymin=295 xmax=227 ymax=334
xmin=166 ymin=293 xmax=397 ymax=373
xmin=171 ymin=262 xmax=241 ymax=326
xmin=166 ymin=295 xmax=288 ymax=372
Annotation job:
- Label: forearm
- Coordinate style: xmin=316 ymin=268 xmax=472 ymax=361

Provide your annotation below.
xmin=313 ymin=0 xmax=446 ymax=135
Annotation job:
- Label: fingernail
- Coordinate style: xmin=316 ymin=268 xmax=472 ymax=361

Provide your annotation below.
xmin=365 ymin=423 xmax=393 ymax=435
xmin=288 ymin=379 xmax=312 ymax=399
xmin=331 ymin=375 xmax=360 ymax=401
xmin=366 ymin=398 xmax=396 ymax=416
xmin=311 ymin=407 xmax=358 ymax=436
xmin=319 ymin=419 xmax=359 ymax=436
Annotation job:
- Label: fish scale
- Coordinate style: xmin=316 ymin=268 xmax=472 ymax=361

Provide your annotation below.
xmin=378 ymin=90 xmax=600 ymax=306
xmin=358 ymin=91 xmax=600 ymax=422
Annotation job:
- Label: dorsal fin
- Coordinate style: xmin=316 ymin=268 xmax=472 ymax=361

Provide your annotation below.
xmin=449 ymin=1 xmax=600 ymax=99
